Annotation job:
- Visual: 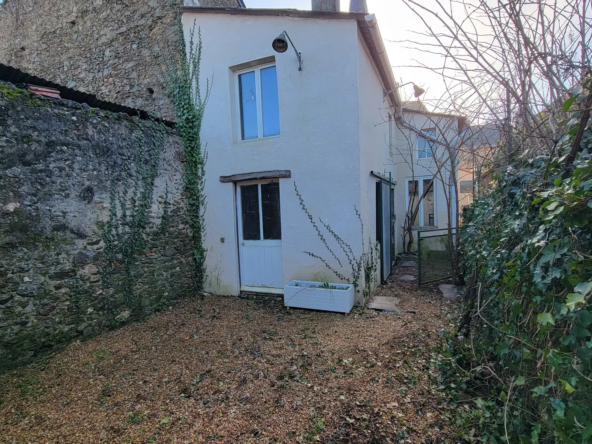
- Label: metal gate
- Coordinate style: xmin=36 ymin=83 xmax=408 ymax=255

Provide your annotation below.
xmin=418 ymin=227 xmax=456 ymax=285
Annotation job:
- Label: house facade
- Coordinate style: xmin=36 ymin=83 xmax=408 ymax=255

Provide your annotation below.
xmin=0 ymin=0 xmax=462 ymax=303
xmin=457 ymin=124 xmax=501 ymax=212
xmin=184 ymin=3 xmax=462 ymax=300
xmin=392 ymin=104 xmax=464 ymax=251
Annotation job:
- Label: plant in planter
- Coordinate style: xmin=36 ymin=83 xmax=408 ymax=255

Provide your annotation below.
xmin=284 ymin=280 xmax=355 ymax=313
xmin=293 ymin=183 xmax=380 ymax=304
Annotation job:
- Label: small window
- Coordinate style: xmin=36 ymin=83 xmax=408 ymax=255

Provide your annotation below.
xmin=460 ymin=181 xmax=474 ymax=194
xmin=406 ymin=177 xmax=436 ymax=227
xmin=417 ymin=129 xmax=435 ymax=159
xmin=237 ymin=64 xmax=280 ymax=140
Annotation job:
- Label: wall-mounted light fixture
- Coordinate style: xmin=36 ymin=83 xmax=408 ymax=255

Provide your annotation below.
xmin=383 ymin=82 xmax=425 ymax=100
xmin=272 ymin=31 xmax=302 ymax=71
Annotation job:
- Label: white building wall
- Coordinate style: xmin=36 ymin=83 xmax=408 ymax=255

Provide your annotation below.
xmin=392 ymin=111 xmax=459 ymax=252
xmin=356 ymin=31 xmax=396 ymax=288
xmin=183 ymin=12 xmax=366 ymax=297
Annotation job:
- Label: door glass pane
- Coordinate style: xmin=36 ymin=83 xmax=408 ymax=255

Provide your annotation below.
xmin=261 ymin=182 xmax=281 ymax=239
xmin=407 ymin=180 xmax=419 ymax=226
xmin=261 ymin=66 xmax=280 ymax=137
xmin=241 ymin=184 xmax=260 ymax=240
xmin=423 ymin=179 xmax=435 ymax=226
xmin=239 ymin=71 xmax=258 ymax=140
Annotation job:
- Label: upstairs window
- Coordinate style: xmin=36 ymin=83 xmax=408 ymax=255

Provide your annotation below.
xmin=237 ymin=64 xmax=280 ymax=140
xmin=460 ymin=180 xmax=474 ymax=194
xmin=417 ymin=129 xmax=435 ymax=159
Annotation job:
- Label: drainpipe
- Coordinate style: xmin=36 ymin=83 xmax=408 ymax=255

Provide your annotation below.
xmin=389 ymin=171 xmax=393 ymax=275
xmin=364 ymin=14 xmax=401 ymax=111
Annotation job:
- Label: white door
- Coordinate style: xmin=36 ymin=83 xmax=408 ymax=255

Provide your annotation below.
xmin=237 ymin=180 xmax=283 ymax=292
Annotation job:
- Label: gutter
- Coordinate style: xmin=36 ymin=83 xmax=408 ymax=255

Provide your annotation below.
xmin=362 ymin=14 xmax=401 ymax=112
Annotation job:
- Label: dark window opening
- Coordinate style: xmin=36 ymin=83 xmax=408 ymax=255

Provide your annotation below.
xmin=241 ymin=184 xmax=260 ymax=240
xmin=261 ymin=182 xmax=281 ymax=240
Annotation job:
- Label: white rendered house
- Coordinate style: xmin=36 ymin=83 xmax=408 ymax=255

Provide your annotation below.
xmin=182 ymin=2 xmax=462 ymax=302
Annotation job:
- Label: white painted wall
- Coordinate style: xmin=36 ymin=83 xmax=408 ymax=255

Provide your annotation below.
xmin=356 ymin=31 xmax=395 ymax=288
xmin=183 ymin=12 xmax=372 ymax=298
xmin=392 ymin=110 xmax=460 ymax=252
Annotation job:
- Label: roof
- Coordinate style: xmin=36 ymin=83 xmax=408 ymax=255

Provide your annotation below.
xmin=0 ymin=62 xmax=174 ymax=128
xmin=402 ymin=100 xmax=428 ymax=112
xmin=181 ymin=7 xmax=402 ymax=110
xmin=461 ymin=124 xmax=501 ymax=148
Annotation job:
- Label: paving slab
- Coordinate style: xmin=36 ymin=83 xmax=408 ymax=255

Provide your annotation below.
xmin=398 ymin=275 xmax=416 ymax=281
xmin=367 ymin=296 xmax=401 ymax=312
xmin=401 ymin=261 xmax=418 ymax=267
xmin=439 ymin=284 xmax=461 ymax=300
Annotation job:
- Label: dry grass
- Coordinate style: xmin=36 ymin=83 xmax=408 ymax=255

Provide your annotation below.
xmin=0 ymin=276 xmax=459 ymax=443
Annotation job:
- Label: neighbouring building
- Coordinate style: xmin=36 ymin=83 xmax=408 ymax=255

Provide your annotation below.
xmin=0 ymin=0 xmax=243 ymax=121
xmin=457 ymin=124 xmax=501 ymax=211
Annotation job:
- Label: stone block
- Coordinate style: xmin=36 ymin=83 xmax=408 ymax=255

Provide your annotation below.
xmin=49 ymin=264 xmax=75 ymax=280
xmin=0 ymin=293 xmax=14 ymax=305
xmin=16 ymin=283 xmax=42 ymax=298
xmin=312 ymin=0 xmax=340 ymax=12
xmin=73 ymin=250 xmax=94 ymax=267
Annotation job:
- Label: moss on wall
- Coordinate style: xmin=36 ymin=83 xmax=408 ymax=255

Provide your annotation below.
xmin=0 ymin=81 xmax=195 ymax=371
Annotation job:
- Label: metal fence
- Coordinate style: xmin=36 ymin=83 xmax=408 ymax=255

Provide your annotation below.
xmin=417 ymin=228 xmax=457 ymax=285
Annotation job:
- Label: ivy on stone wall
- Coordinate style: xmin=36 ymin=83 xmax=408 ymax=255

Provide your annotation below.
xmin=162 ymin=17 xmax=209 ymax=291
xmin=100 ymin=119 xmax=167 ymax=320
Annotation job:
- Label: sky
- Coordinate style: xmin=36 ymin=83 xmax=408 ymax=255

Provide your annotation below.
xmin=244 ymin=0 xmax=446 ymax=104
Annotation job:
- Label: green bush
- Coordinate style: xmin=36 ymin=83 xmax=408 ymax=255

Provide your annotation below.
xmin=441 ymin=87 xmax=592 ymax=442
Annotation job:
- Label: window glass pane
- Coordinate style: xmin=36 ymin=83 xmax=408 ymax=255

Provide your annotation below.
xmin=239 ymin=71 xmax=258 ymax=140
xmin=407 ymin=180 xmax=419 ymax=226
xmin=418 ymin=130 xmax=435 ymax=158
xmin=261 ymin=182 xmax=281 ymax=239
xmin=422 ymin=179 xmax=435 ymax=226
xmin=241 ymin=184 xmax=260 ymax=240
xmin=460 ymin=181 xmax=474 ymax=193
xmin=261 ymin=66 xmax=280 ymax=137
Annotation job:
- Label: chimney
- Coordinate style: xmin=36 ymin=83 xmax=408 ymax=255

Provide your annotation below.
xmin=311 ymin=0 xmax=340 ymax=12
xmin=349 ymin=0 xmax=367 ymax=13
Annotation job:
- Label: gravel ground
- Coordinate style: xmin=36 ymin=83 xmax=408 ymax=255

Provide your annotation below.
xmin=0 ymin=272 xmax=459 ymax=443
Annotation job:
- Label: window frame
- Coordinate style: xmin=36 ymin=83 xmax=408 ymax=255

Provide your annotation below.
xmin=234 ymin=62 xmax=280 ymax=142
xmin=405 ymin=177 xmax=437 ymax=227
xmin=236 ymin=179 xmax=282 ymax=242
xmin=417 ymin=129 xmax=436 ymax=160
xmin=460 ymin=180 xmax=474 ymax=194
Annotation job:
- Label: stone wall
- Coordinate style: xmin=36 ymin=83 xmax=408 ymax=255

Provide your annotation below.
xmin=0 ymin=81 xmax=195 ymax=371
xmin=0 ymin=0 xmax=240 ymax=121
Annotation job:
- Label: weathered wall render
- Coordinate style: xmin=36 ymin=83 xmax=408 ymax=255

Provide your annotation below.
xmin=0 ymin=81 xmax=194 ymax=370
xmin=0 ymin=0 xmax=241 ymax=121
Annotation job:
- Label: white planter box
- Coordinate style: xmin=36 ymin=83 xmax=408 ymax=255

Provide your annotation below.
xmin=283 ymin=280 xmax=354 ymax=313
